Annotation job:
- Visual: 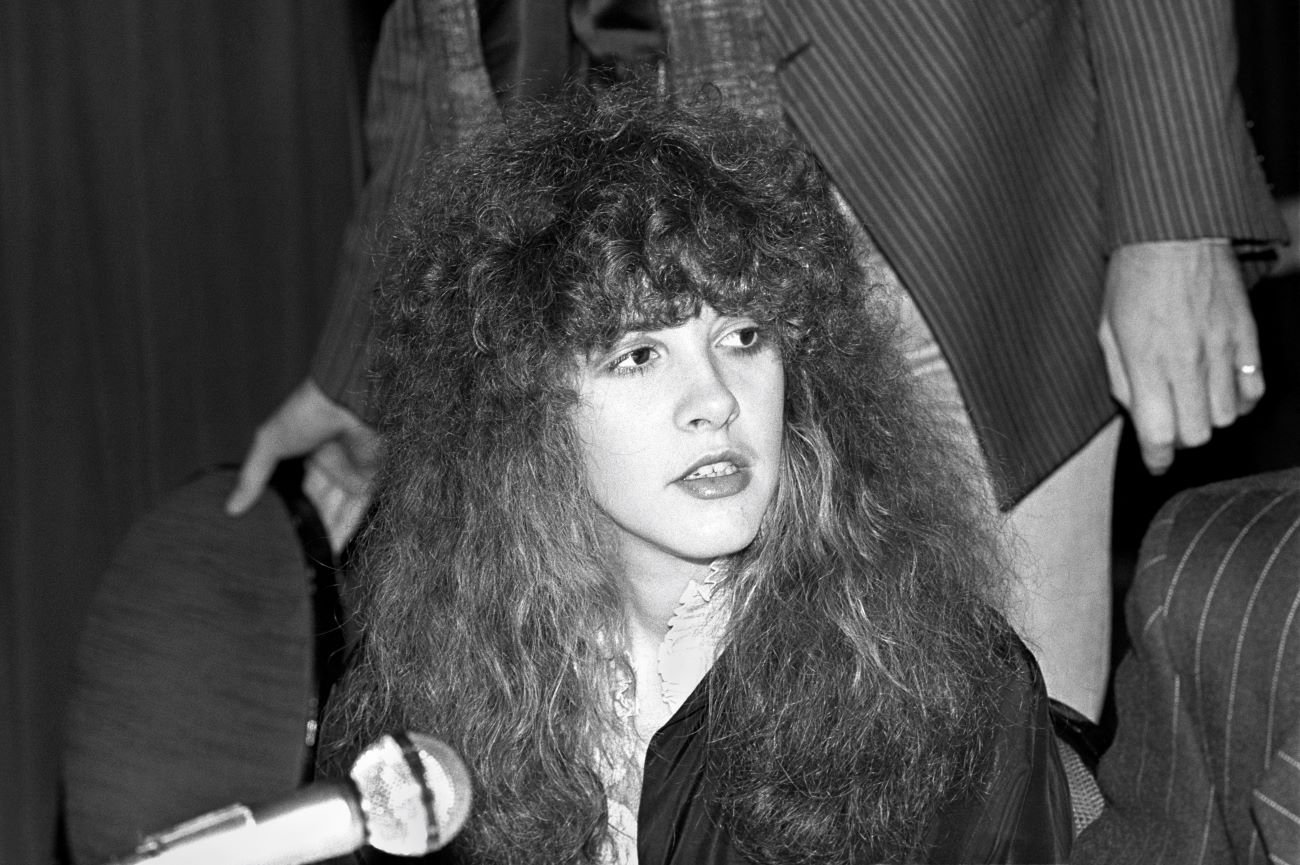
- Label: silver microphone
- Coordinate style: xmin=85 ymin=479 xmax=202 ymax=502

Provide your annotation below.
xmin=108 ymin=732 xmax=472 ymax=865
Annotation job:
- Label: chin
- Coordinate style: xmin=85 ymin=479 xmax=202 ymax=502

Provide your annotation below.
xmin=674 ymin=526 xmax=762 ymax=563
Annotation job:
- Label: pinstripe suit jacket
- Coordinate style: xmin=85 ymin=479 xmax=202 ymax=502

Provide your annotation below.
xmin=1073 ymin=469 xmax=1300 ymax=865
xmin=311 ymin=0 xmax=1284 ymax=505
xmin=758 ymin=0 xmax=1283 ymax=503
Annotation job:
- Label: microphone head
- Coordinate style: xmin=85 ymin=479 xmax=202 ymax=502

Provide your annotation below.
xmin=349 ymin=732 xmax=473 ymax=856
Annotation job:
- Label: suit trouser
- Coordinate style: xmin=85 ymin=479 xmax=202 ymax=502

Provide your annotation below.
xmin=876 ymin=243 xmax=1120 ymax=722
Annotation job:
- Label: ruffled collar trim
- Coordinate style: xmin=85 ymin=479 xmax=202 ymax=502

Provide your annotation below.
xmin=610 ymin=558 xmax=731 ymax=720
xmin=600 ymin=559 xmax=732 ymax=864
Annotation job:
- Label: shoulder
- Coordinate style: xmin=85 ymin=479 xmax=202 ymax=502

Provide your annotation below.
xmin=924 ymin=641 xmax=1073 ymax=863
xmin=1129 ymin=468 xmax=1300 ymax=665
xmin=1080 ymin=470 xmax=1300 ymax=864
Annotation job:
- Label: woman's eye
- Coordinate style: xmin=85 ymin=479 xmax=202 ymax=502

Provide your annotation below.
xmin=720 ymin=326 xmax=762 ymax=350
xmin=610 ymin=345 xmax=657 ymax=374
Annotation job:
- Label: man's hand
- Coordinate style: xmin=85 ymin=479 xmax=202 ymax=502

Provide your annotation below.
xmin=225 ymin=378 xmax=379 ymax=531
xmin=1098 ymin=239 xmax=1263 ymax=475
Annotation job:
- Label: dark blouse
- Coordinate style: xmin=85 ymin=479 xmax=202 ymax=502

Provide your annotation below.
xmin=368 ymin=643 xmax=1070 ymax=865
xmin=639 ymin=646 xmax=1074 ymax=864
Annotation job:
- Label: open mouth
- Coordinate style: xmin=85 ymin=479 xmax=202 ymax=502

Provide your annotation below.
xmin=676 ymin=453 xmax=752 ymax=500
xmin=683 ymin=461 xmax=740 ymax=481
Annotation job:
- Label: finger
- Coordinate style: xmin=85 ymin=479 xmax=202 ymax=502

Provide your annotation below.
xmin=304 ymin=454 xmax=375 ymax=554
xmin=1206 ymin=344 xmax=1238 ymax=430
xmin=1114 ymin=314 xmax=1182 ymax=474
xmin=1097 ymin=320 xmax=1133 ymax=410
xmin=224 ymin=433 xmax=281 ymax=515
xmin=1126 ymin=376 xmax=1179 ymax=476
xmin=1236 ymin=362 xmax=1265 ymax=415
xmin=1232 ymin=318 xmax=1266 ymax=415
xmin=1168 ymin=357 xmax=1213 ymax=454
xmin=309 ymin=439 xmax=374 ymax=497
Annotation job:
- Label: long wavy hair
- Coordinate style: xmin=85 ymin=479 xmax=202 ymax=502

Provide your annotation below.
xmin=323 ymin=90 xmax=1021 ymax=864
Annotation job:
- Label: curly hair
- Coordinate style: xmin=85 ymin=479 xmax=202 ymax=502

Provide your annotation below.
xmin=322 ymin=89 xmax=1021 ymax=864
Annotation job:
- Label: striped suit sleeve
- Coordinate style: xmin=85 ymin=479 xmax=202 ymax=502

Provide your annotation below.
xmin=309 ymin=0 xmax=438 ymax=417
xmin=311 ymin=0 xmax=500 ymax=420
xmin=1074 ymin=472 xmax=1300 ymax=865
xmin=1253 ymin=726 xmax=1300 ymax=865
xmin=1085 ymin=0 xmax=1285 ymax=253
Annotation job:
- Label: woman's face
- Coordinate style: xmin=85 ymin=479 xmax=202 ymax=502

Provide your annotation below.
xmin=573 ymin=304 xmax=785 ymax=578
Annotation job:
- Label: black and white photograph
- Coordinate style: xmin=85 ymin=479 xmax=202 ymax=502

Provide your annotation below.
xmin=3 ymin=2 xmax=1297 ymax=863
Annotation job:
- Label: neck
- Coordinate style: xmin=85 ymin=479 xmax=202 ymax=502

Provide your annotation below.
xmin=616 ymin=550 xmax=724 ymax=740
xmin=617 ymin=548 xmax=716 ymax=641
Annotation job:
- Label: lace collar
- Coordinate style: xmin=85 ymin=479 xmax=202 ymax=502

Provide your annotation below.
xmin=610 ymin=558 xmax=732 ymax=720
xmin=601 ymin=559 xmax=733 ymax=864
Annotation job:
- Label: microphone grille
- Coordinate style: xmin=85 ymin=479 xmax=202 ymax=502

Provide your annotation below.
xmin=349 ymin=732 xmax=473 ymax=855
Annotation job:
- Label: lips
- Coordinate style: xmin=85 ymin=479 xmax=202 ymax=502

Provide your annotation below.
xmin=678 ymin=449 xmax=750 ymax=481
xmin=683 ymin=460 xmax=739 ymax=481
xmin=676 ymin=451 xmax=752 ymax=499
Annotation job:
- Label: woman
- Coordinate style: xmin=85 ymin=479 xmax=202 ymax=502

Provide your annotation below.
xmin=323 ymin=90 xmax=1071 ymax=864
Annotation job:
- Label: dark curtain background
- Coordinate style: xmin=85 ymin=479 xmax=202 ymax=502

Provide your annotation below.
xmin=0 ymin=3 xmax=377 ymax=863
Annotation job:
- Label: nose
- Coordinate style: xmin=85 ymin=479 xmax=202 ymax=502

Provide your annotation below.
xmin=675 ymin=355 xmax=740 ymax=430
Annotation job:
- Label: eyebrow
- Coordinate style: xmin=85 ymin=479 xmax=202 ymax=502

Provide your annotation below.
xmin=584 ymin=322 xmax=656 ymax=354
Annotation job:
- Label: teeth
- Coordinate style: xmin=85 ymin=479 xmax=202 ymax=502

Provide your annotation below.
xmin=685 ymin=461 xmax=738 ymax=480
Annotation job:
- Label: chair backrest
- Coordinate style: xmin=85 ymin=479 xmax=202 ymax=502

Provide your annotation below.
xmin=61 ymin=461 xmax=341 ymax=864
